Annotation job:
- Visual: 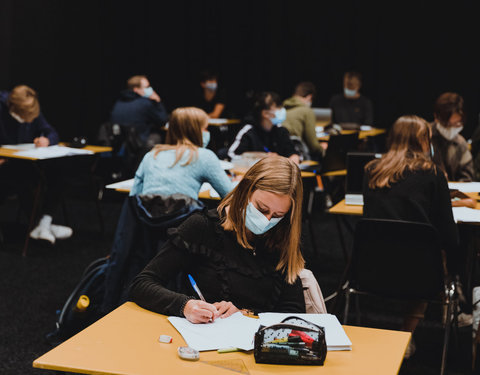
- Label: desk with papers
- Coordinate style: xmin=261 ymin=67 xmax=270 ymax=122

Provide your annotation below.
xmin=33 ymin=302 xmax=411 ymax=375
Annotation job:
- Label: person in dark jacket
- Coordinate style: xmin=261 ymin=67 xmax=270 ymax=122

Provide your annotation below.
xmin=110 ymin=75 xmax=168 ymax=147
xmin=193 ymin=70 xmax=226 ymax=119
xmin=228 ymin=92 xmax=300 ymax=164
xmin=0 ymin=85 xmax=71 ymax=244
xmin=363 ymin=115 xmax=459 ymax=358
xmin=329 ymin=71 xmax=373 ymax=126
xmin=130 ymin=156 xmax=306 ymax=323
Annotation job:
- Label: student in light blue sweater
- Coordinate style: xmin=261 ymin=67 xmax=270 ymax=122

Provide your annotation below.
xmin=130 ymin=107 xmax=233 ymax=199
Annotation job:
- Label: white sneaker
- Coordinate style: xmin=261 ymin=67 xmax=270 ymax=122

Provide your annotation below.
xmin=30 ymin=225 xmax=56 ymax=244
xmin=50 ymin=224 xmax=73 ymax=240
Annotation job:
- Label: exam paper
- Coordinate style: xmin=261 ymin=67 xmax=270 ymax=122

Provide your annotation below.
xmin=208 ymin=118 xmax=228 ymax=125
xmin=448 ymin=182 xmax=480 ymax=193
xmin=105 ymin=179 xmax=134 ymax=191
xmin=452 ymin=206 xmax=480 ymax=223
xmin=258 ymin=313 xmax=352 ymax=351
xmin=1 ymin=143 xmax=36 ymax=150
xmin=168 ymin=312 xmax=260 ymax=351
xmin=199 ymin=183 xmax=219 ymax=198
xmin=14 ymin=145 xmax=93 ymax=159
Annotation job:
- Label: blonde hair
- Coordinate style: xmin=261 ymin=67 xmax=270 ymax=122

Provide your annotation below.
xmin=217 ymin=156 xmax=305 ymax=284
xmin=8 ymin=85 xmax=40 ymax=123
xmin=153 ymin=107 xmax=208 ymax=166
xmin=367 ymin=115 xmax=435 ymax=189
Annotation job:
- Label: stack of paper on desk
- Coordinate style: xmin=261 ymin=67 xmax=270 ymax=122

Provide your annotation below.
xmin=1 ymin=143 xmax=36 ymax=150
xmin=168 ymin=312 xmax=259 ymax=351
xmin=452 ymin=207 xmax=480 ymax=223
xmin=14 ymin=145 xmax=93 ymax=159
xmin=168 ymin=311 xmax=352 ymax=352
xmin=258 ymin=313 xmax=352 ymax=351
xmin=448 ymin=182 xmax=480 ymax=193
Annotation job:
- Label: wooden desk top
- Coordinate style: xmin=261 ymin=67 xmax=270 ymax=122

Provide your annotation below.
xmin=208 ymin=119 xmax=241 ymax=127
xmin=329 ymin=192 xmax=480 ymax=217
xmin=317 ymin=128 xmax=386 ymax=142
xmin=33 ymin=302 xmax=410 ymax=375
xmin=0 ymin=144 xmax=112 ymax=160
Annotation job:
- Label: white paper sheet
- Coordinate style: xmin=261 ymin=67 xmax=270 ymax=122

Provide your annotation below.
xmin=168 ymin=312 xmax=260 ymax=351
xmin=105 ymin=179 xmax=134 ymax=191
xmin=448 ymin=182 xmax=480 ymax=193
xmin=258 ymin=313 xmax=352 ymax=351
xmin=1 ymin=143 xmax=36 ymax=150
xmin=452 ymin=206 xmax=480 ymax=223
xmin=208 ymin=118 xmax=228 ymax=125
xmin=14 ymin=145 xmax=93 ymax=159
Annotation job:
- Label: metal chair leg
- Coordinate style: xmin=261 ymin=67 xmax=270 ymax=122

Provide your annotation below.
xmin=355 ymin=294 xmax=361 ymax=326
xmin=440 ymin=284 xmax=456 ymax=375
xmin=343 ymin=287 xmax=351 ymax=324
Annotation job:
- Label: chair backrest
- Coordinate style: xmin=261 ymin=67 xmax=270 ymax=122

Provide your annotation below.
xmin=322 ymin=132 xmax=359 ymax=172
xmin=350 ymin=218 xmax=444 ymax=300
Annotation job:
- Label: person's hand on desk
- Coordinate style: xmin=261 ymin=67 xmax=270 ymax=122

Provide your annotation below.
xmin=33 ymin=136 xmax=50 ymax=147
xmin=213 ymin=300 xmax=240 ymax=319
xmin=183 ymin=300 xmax=220 ymax=323
xmin=0 ymin=158 xmax=6 ymax=166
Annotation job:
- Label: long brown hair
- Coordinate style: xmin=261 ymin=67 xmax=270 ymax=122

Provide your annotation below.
xmin=217 ymin=156 xmax=304 ymax=284
xmin=153 ymin=107 xmax=207 ymax=166
xmin=367 ymin=115 xmax=435 ymax=189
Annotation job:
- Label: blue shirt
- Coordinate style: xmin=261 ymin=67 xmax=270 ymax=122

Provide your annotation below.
xmin=130 ymin=147 xmax=234 ymax=199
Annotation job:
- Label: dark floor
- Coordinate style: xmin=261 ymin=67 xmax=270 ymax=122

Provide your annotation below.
xmin=0 ymin=189 xmax=474 ymax=375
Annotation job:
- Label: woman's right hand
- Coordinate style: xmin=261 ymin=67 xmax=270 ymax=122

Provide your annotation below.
xmin=183 ymin=300 xmax=219 ymax=323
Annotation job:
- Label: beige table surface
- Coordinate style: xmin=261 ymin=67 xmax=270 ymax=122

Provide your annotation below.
xmin=0 ymin=144 xmax=112 ymax=160
xmin=34 ymin=302 xmax=410 ymax=375
xmin=317 ymin=128 xmax=386 ymax=142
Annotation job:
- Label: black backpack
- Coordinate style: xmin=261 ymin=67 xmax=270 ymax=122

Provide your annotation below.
xmin=47 ymin=256 xmax=109 ymax=344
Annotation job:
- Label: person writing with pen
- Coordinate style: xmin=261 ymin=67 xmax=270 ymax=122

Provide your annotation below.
xmin=227 ymin=92 xmax=300 ymax=164
xmin=129 ymin=156 xmax=306 ymax=323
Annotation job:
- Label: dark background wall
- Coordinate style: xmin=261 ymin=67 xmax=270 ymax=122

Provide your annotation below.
xmin=1 ymin=0 xmax=478 ymax=142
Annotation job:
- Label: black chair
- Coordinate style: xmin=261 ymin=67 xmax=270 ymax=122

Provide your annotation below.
xmin=343 ymin=218 xmax=459 ymax=375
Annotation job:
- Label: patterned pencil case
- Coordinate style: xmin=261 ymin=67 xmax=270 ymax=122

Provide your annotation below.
xmin=253 ymin=316 xmax=327 ymax=365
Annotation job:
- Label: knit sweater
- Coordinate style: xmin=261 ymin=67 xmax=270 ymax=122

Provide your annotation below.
xmin=129 ymin=209 xmax=306 ymax=316
xmin=130 ymin=147 xmax=233 ymax=199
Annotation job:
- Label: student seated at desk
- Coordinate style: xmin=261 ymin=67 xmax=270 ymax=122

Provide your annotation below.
xmin=193 ymin=70 xmax=226 ymax=119
xmin=130 ymin=156 xmax=306 ymax=323
xmin=0 ymin=85 xmax=72 ymax=244
xmin=130 ymin=107 xmax=233 ymax=199
xmin=363 ymin=115 xmax=459 ymax=358
xmin=228 ymin=92 xmax=300 ymax=164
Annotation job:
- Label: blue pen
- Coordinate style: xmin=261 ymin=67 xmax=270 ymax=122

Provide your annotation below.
xmin=263 ymin=146 xmax=270 ymax=153
xmin=188 ymin=274 xmax=206 ymax=302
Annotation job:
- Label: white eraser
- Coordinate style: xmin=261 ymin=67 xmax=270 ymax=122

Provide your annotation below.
xmin=159 ymin=335 xmax=172 ymax=343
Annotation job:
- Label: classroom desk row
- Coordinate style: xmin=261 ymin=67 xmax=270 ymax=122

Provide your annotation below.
xmin=33 ymin=302 xmax=411 ymax=375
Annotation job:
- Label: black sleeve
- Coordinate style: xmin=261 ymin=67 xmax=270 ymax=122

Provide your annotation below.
xmin=277 ymin=127 xmax=298 ymax=158
xmin=129 ymin=239 xmax=194 ymax=316
xmin=147 ymin=101 xmax=168 ymax=125
xmin=273 ymin=276 xmax=306 ymax=313
xmin=431 ymin=171 xmax=459 ymax=273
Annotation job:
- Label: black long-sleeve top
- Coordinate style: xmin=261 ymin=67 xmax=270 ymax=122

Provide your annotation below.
xmin=129 ymin=209 xmax=305 ymax=316
xmin=363 ymin=166 xmax=459 ymax=272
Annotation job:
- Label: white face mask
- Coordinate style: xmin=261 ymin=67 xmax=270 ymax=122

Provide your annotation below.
xmin=10 ymin=111 xmax=25 ymax=123
xmin=437 ymin=123 xmax=463 ymax=141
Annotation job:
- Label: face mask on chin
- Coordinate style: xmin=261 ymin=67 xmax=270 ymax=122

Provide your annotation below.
xmin=437 ymin=123 xmax=463 ymax=141
xmin=244 ymin=201 xmax=283 ymax=235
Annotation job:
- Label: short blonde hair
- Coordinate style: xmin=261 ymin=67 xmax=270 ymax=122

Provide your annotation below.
xmin=8 ymin=85 xmax=40 ymax=123
xmin=218 ymin=156 xmax=305 ymax=284
xmin=153 ymin=107 xmax=208 ymax=166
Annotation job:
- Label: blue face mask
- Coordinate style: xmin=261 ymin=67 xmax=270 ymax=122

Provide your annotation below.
xmin=344 ymin=88 xmax=357 ymax=98
xmin=271 ymin=108 xmax=286 ymax=126
xmin=205 ymin=82 xmax=218 ymax=91
xmin=430 ymin=144 xmax=434 ymax=158
xmin=245 ymin=201 xmax=283 ymax=235
xmin=202 ymin=131 xmax=211 ymax=148
xmin=143 ymin=86 xmax=154 ymax=98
